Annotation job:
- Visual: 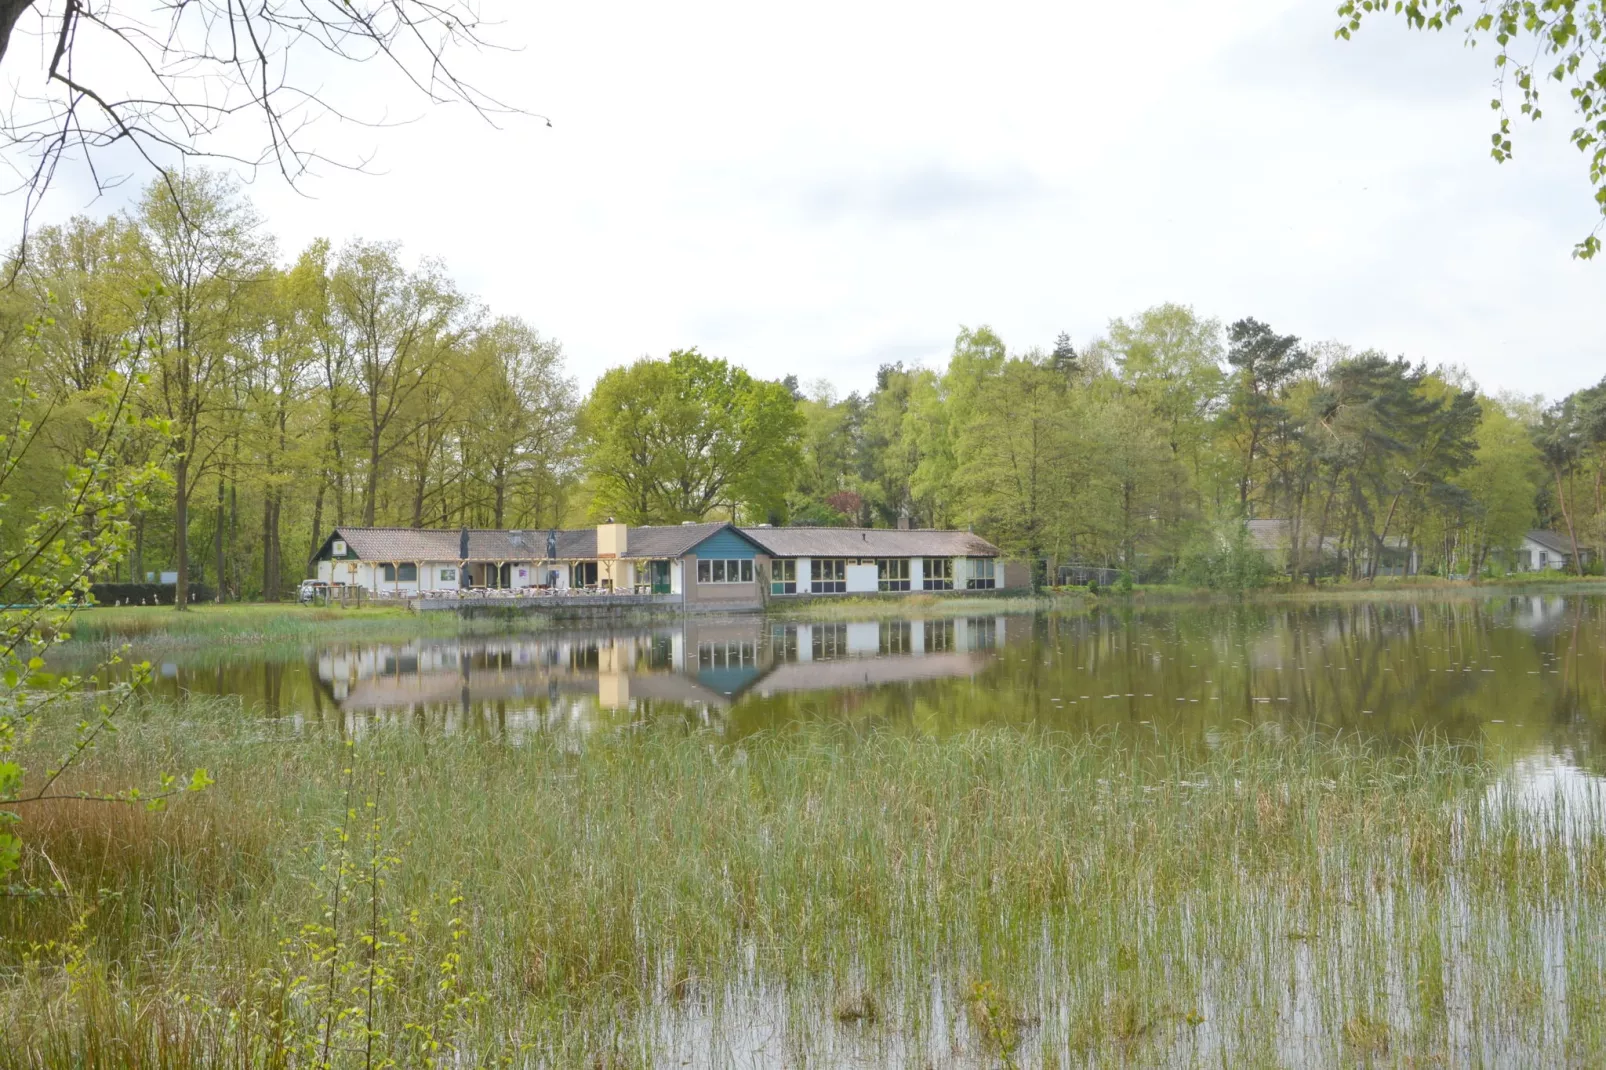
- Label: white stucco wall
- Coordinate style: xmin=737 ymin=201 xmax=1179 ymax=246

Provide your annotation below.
xmin=845 ymin=563 xmax=878 ymax=594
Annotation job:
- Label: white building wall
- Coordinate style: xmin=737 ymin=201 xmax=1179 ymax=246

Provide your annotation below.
xmin=845 ymin=563 xmax=878 ymax=593
xmin=795 ymin=557 xmax=812 ymax=594
xmin=909 ymin=557 xmax=924 ymax=590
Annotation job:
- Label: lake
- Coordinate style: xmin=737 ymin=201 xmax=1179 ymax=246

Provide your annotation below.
xmin=12 ymin=590 xmax=1606 ymax=1067
xmin=132 ymin=592 xmax=1604 ymax=758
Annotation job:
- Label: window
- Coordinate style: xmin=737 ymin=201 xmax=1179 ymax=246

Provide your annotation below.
xmin=877 ymin=558 xmax=910 ymax=592
xmin=811 ymin=558 xmax=846 ymax=594
xmin=381 ymin=563 xmax=395 ymax=582
xmin=1539 ymin=551 xmax=1549 ymax=570
xmin=771 ymin=558 xmax=796 ymax=595
xmin=572 ymin=561 xmax=599 ymax=587
xmin=439 ymin=568 xmax=457 ymax=582
xmin=922 ymin=557 xmax=953 ymax=591
xmin=696 ymin=558 xmax=754 ymax=584
xmin=397 ymin=563 xmax=418 ymax=582
xmin=966 ymin=557 xmax=996 ymax=590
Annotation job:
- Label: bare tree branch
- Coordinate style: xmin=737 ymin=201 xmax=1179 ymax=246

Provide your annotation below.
xmin=0 ymin=1 xmax=544 ymax=266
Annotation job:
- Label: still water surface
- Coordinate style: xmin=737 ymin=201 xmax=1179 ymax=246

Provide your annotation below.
xmin=128 ymin=593 xmax=1606 ymax=763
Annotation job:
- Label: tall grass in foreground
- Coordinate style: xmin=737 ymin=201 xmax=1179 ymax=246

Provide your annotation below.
xmin=3 ymin=703 xmax=1605 ymax=1067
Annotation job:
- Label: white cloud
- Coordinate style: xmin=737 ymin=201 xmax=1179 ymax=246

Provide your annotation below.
xmin=13 ymin=0 xmax=1604 ymax=400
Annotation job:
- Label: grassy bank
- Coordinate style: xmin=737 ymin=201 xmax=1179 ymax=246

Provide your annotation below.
xmin=62 ymin=602 xmax=512 ymax=651
xmin=4 ymin=703 xmax=1604 ymax=1067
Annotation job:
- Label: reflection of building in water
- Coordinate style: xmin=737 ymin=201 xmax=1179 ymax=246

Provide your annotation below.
xmin=316 ymin=616 xmax=1016 ymax=717
xmin=1510 ymin=594 xmax=1573 ymax=637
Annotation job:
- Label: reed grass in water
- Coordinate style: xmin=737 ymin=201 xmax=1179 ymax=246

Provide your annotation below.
xmin=3 ymin=700 xmax=1604 ymax=1067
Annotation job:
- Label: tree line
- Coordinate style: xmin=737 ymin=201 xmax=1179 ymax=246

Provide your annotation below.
xmin=3 ymin=171 xmax=1603 ymax=603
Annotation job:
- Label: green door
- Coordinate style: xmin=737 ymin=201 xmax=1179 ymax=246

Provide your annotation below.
xmin=650 ymin=560 xmax=671 ymax=595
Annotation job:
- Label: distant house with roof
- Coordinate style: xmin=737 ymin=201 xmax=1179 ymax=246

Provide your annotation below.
xmin=310 ymin=520 xmax=1021 ymax=609
xmin=1516 ymin=530 xmax=1593 ymax=573
xmin=1245 ymin=518 xmax=1419 ymax=576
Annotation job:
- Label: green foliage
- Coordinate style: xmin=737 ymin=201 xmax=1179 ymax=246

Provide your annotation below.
xmin=1176 ymin=522 xmax=1272 ymax=591
xmin=786 ymin=500 xmax=851 ymax=527
xmin=1336 ymin=0 xmax=1606 ymax=258
xmin=581 ymin=348 xmax=802 ymax=524
xmin=273 ymin=755 xmax=486 ymax=1068
xmin=0 ymin=320 xmax=209 ymax=890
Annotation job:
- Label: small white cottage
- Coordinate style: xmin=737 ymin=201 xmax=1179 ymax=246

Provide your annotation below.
xmin=1516 ymin=529 xmax=1593 ymax=572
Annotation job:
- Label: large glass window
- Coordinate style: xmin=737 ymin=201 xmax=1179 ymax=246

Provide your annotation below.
xmin=696 ymin=558 xmax=754 ymax=584
xmin=771 ymin=558 xmax=796 ymax=595
xmin=810 ymin=558 xmax=846 ymax=594
xmin=381 ymin=563 xmax=395 ymax=582
xmin=922 ymin=557 xmax=953 ymax=591
xmin=571 ymin=561 xmax=599 ymax=587
xmin=966 ymin=558 xmax=996 ymax=590
xmin=876 ymin=558 xmax=910 ymax=592
xmin=398 ymin=563 xmax=418 ymax=582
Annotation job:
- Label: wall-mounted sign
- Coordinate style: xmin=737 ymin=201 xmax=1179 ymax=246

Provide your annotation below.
xmin=332 ymin=540 xmax=348 ymax=557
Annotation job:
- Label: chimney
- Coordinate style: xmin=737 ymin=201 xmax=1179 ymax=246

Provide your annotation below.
xmin=597 ymin=521 xmax=628 ymax=559
xmin=459 ymin=526 xmax=470 ymax=559
xmin=897 ymin=513 xmax=911 ymax=531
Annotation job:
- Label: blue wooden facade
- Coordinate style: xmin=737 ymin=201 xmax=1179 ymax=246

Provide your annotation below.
xmin=690 ymin=527 xmax=764 ymax=560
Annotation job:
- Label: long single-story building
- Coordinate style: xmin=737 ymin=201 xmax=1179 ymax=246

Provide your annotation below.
xmin=310 ymin=522 xmax=1024 ymax=608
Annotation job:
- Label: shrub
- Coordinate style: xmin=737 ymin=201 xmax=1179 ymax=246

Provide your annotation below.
xmin=1174 ymin=523 xmax=1270 ymax=591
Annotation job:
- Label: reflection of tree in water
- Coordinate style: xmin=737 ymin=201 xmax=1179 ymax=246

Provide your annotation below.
xmin=104 ymin=596 xmax=1606 ymax=763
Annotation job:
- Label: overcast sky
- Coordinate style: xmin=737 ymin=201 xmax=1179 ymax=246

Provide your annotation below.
xmin=22 ymin=0 xmax=1606 ymax=401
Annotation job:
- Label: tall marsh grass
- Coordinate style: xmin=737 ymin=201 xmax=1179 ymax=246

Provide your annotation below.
xmin=4 ymin=700 xmax=1605 ymax=1066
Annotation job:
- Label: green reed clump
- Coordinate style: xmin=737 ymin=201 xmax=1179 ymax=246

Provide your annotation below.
xmin=3 ymin=701 xmax=1605 ymax=1067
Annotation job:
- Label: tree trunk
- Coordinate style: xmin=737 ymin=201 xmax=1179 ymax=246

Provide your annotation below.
xmin=493 ymin=463 xmax=507 ymax=528
xmin=214 ymin=478 xmax=227 ymax=603
xmin=309 ymin=482 xmax=326 ymax=565
xmin=365 ymin=400 xmax=381 ymax=525
xmin=131 ymin=513 xmax=145 ymax=586
xmin=1557 ymin=467 xmax=1584 ymax=576
xmin=1369 ymin=490 xmax=1405 ymax=581
xmin=228 ymin=477 xmax=239 ymax=597
xmin=174 ymin=455 xmax=190 ymax=611
xmin=262 ymin=492 xmax=281 ymax=602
